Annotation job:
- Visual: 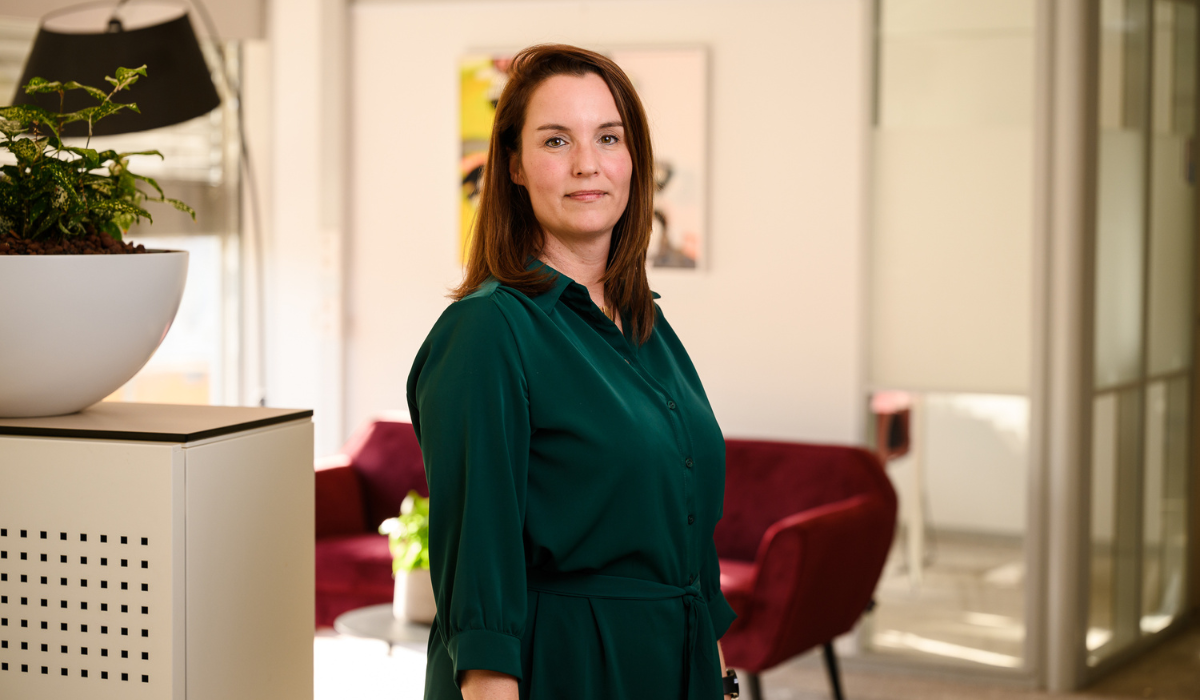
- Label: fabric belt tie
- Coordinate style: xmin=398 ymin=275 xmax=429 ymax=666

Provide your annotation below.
xmin=526 ymin=569 xmax=722 ymax=699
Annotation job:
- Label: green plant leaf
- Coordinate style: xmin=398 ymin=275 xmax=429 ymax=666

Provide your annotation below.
xmin=48 ymin=169 xmax=81 ymax=206
xmin=22 ymin=77 xmax=62 ymax=95
xmin=61 ymin=146 xmax=102 ymax=170
xmin=165 ymin=197 xmax=196 ymax=220
xmin=0 ymin=119 xmax=25 ymax=138
xmin=74 ymin=102 xmax=132 ymax=125
xmin=130 ymin=172 xmax=163 ymax=198
xmin=98 ymin=219 xmax=122 ymax=240
xmin=105 ymin=65 xmax=148 ymax=93
xmin=61 ymin=81 xmax=108 ymax=102
xmin=0 ymin=105 xmax=60 ymax=144
xmin=91 ymin=198 xmax=148 ymax=218
xmin=117 ymin=149 xmax=163 ymax=160
xmin=9 ymin=138 xmax=44 ymax=163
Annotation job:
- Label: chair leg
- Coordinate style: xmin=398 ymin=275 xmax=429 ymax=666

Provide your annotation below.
xmin=822 ymin=642 xmax=845 ymax=700
xmin=743 ymin=671 xmax=763 ymax=700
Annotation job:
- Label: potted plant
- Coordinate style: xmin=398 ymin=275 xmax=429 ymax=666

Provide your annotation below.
xmin=379 ymin=490 xmax=436 ymax=624
xmin=0 ymin=66 xmax=195 ymax=418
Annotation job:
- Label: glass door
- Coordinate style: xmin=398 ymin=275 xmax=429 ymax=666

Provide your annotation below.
xmin=1088 ymin=0 xmax=1196 ymax=669
xmin=865 ymin=0 xmax=1038 ymax=675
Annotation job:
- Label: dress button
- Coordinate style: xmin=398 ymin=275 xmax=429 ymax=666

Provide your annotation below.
xmin=667 ymin=400 xmax=677 ymax=410
xmin=684 ymin=457 xmax=694 ymax=469
xmin=687 ymin=515 xmax=695 ymax=525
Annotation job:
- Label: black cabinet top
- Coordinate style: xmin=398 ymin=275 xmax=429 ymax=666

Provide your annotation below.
xmin=0 ymin=402 xmax=313 ymax=443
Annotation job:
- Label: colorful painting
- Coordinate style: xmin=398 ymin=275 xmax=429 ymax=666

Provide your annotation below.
xmin=459 ymin=48 xmax=708 ymax=268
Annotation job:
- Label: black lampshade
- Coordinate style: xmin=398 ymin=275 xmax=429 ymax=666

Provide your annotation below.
xmin=12 ymin=3 xmax=221 ymax=137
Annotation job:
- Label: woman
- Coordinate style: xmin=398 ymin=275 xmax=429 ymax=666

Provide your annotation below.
xmin=407 ymin=44 xmax=737 ymax=700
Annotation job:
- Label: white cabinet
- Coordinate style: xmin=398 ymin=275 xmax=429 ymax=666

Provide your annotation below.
xmin=0 ymin=403 xmax=314 ymax=700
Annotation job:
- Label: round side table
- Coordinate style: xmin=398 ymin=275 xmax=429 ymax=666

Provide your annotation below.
xmin=333 ymin=604 xmax=432 ymax=655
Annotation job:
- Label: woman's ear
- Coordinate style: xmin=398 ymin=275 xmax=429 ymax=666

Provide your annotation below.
xmin=509 ymin=152 xmax=525 ymax=187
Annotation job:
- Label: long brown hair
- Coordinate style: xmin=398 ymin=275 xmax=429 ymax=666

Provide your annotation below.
xmin=453 ymin=44 xmax=657 ymax=343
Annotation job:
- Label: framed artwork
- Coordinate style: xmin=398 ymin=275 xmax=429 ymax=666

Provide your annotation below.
xmin=459 ymin=48 xmax=708 ymax=269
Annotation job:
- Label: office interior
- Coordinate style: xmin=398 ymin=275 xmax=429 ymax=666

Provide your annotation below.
xmin=0 ymin=0 xmax=1197 ymax=697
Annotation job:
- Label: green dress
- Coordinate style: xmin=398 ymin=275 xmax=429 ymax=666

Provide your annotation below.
xmin=407 ymin=262 xmax=736 ymax=700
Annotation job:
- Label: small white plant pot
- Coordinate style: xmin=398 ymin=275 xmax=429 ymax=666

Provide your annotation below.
xmin=393 ymin=567 xmax=436 ymax=624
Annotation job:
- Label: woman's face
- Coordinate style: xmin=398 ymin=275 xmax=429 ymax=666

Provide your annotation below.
xmin=510 ymin=72 xmax=633 ymax=248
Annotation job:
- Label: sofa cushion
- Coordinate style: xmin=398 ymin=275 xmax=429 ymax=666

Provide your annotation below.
xmin=315 ymin=460 xmax=367 ymax=538
xmin=341 ymin=420 xmax=429 ymax=530
xmin=315 ymin=533 xmax=394 ymax=597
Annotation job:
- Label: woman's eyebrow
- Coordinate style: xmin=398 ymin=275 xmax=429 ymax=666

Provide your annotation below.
xmin=535 ymin=121 xmax=625 ymax=131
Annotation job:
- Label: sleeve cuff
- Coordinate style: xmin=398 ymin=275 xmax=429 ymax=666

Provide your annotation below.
xmin=446 ymin=628 xmax=524 ymax=687
xmin=707 ymin=591 xmax=738 ymax=640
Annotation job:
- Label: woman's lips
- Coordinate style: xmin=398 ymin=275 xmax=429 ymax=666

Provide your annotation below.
xmin=566 ymin=190 xmax=606 ymax=201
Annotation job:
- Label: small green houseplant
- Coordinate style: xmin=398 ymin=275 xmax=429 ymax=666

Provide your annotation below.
xmin=379 ymin=490 xmax=431 ymax=575
xmin=379 ymin=490 xmax=435 ymax=623
xmin=0 ymin=65 xmax=194 ymax=255
xmin=0 ymin=66 xmax=194 ymax=418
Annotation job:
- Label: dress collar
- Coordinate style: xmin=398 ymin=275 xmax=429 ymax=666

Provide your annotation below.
xmin=525 ymin=258 xmax=574 ymax=313
xmin=524 ymin=257 xmax=660 ymax=314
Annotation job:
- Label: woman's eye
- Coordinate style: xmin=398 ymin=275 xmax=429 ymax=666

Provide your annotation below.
xmin=599 ymin=134 xmax=619 ymax=145
xmin=545 ymin=137 xmax=566 ymax=147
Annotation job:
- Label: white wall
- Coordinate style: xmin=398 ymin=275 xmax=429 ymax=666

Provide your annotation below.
xmin=871 ymin=0 xmax=1035 ymax=394
xmin=346 ymin=0 xmax=872 ymax=445
xmin=890 ymin=393 xmax=1030 ymax=536
xmin=265 ymin=0 xmax=347 ymax=457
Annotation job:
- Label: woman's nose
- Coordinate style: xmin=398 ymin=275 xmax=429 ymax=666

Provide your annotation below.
xmin=573 ymin=143 xmax=599 ymax=176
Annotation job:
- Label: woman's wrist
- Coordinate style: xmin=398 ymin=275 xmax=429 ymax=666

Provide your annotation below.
xmin=460 ymin=669 xmax=518 ymax=700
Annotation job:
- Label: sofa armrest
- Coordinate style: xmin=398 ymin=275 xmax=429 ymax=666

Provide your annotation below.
xmin=316 ymin=459 xmax=368 ymax=538
xmin=316 ymin=454 xmax=353 ymax=471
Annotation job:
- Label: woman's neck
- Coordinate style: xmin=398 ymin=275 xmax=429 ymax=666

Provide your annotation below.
xmin=538 ymin=232 xmax=610 ymax=311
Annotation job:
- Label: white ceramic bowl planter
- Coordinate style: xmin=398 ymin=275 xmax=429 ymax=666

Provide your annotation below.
xmin=0 ymin=251 xmax=188 ymax=417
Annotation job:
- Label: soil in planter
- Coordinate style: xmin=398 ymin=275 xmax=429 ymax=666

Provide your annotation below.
xmin=0 ymin=230 xmax=146 ymax=255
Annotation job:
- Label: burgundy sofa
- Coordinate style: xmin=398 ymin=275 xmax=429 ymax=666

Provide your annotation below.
xmin=314 ymin=417 xmax=898 ymax=700
xmin=715 ymin=440 xmax=897 ymax=700
xmin=314 ymin=417 xmax=427 ymax=627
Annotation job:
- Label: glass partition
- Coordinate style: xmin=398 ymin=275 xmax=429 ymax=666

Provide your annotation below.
xmin=867 ymin=0 xmax=1036 ymax=673
xmin=1088 ymin=0 xmax=1195 ymax=669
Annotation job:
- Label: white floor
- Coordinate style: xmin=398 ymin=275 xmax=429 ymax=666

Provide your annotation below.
xmin=312 ymin=623 xmax=1200 ymax=700
xmin=315 ymin=629 xmax=427 ymax=700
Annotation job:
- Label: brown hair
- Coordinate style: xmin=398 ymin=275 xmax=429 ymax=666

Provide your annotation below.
xmin=452 ymin=44 xmax=657 ymax=343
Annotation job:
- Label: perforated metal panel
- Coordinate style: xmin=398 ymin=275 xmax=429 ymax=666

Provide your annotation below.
xmin=0 ymin=529 xmax=161 ymax=681
xmin=0 ymin=438 xmax=181 ymax=700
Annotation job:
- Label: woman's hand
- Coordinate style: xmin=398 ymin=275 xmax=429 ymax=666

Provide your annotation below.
xmin=460 ymin=669 xmax=519 ymax=700
xmin=718 ymin=641 xmax=732 ymax=700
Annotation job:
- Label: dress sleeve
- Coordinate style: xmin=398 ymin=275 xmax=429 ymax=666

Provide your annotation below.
xmin=407 ymin=295 xmax=530 ymax=686
xmin=702 ymin=509 xmax=738 ymax=640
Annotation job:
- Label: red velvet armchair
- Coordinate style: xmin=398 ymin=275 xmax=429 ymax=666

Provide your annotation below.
xmin=715 ymin=440 xmax=897 ymax=700
xmin=314 ymin=417 xmax=428 ymax=627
